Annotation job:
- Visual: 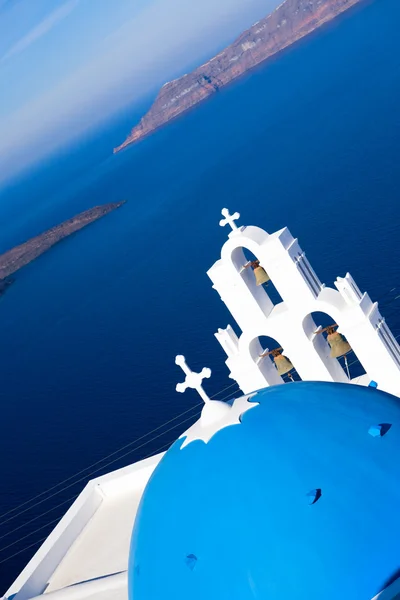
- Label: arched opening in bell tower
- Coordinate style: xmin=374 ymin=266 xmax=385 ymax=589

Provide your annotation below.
xmin=251 ymin=335 xmax=301 ymax=383
xmin=232 ymin=247 xmax=283 ymax=307
xmin=303 ymin=312 xmax=365 ymax=381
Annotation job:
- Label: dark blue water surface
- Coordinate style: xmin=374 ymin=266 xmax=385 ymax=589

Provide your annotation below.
xmin=1 ymin=0 xmax=400 ymax=588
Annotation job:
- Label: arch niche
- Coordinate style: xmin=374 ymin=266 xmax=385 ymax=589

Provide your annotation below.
xmin=303 ymin=311 xmax=365 ymax=381
xmin=249 ymin=335 xmax=301 ymax=385
xmin=231 ymin=246 xmax=283 ymax=311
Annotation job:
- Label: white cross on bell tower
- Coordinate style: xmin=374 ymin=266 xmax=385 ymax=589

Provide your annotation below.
xmin=219 ymin=208 xmax=241 ymax=234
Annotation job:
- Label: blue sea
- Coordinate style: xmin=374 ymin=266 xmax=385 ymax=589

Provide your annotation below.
xmin=1 ymin=0 xmax=399 ymax=588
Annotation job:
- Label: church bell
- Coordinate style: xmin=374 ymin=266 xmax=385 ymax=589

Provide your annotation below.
xmin=327 ymin=331 xmax=351 ymax=358
xmin=254 ymin=265 xmax=270 ymax=286
xmin=274 ymin=353 xmax=294 ymax=376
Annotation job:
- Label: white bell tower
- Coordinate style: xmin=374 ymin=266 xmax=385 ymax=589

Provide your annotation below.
xmin=207 ymin=209 xmax=400 ymax=397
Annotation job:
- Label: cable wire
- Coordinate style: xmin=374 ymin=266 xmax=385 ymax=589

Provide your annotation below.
xmin=0 ymin=381 xmax=237 ymax=573
xmin=0 ymin=401 xmax=203 ymax=526
xmin=0 ymin=407 xmax=202 ymax=528
xmin=216 ymin=387 xmax=240 ymax=403
xmin=0 ymin=436 xmax=184 ymax=566
xmin=0 ymin=494 xmax=79 ymax=543
xmin=0 ymin=535 xmax=49 ymax=567
xmin=0 ymin=515 xmax=62 ymax=554
xmin=0 ymin=377 xmax=238 ymax=531
xmin=0 ymin=379 xmax=237 ymax=527
xmin=209 ymin=381 xmax=238 ymax=397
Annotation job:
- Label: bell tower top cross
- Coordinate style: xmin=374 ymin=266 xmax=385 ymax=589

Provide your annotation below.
xmin=219 ymin=208 xmax=241 ymax=233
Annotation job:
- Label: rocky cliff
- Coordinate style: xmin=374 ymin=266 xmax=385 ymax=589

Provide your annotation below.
xmin=114 ymin=0 xmax=362 ymax=153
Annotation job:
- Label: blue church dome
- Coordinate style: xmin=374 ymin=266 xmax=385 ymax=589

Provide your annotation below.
xmin=128 ymin=381 xmax=400 ymax=600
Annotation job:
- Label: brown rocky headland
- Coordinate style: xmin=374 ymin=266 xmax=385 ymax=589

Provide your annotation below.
xmin=114 ymin=0 xmax=362 ymax=153
xmin=0 ymin=201 xmax=125 ymax=292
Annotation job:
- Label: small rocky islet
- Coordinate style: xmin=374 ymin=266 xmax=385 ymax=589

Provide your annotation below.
xmin=0 ymin=201 xmax=125 ymax=295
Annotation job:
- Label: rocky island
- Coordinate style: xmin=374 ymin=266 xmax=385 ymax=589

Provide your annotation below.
xmin=0 ymin=201 xmax=125 ymax=290
xmin=114 ymin=0 xmax=362 ymax=153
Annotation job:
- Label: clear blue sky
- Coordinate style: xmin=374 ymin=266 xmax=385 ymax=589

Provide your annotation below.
xmin=0 ymin=0 xmax=279 ymax=185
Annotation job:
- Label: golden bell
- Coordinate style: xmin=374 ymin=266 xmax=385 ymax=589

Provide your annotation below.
xmin=327 ymin=331 xmax=351 ymax=358
xmin=254 ymin=266 xmax=270 ymax=286
xmin=274 ymin=353 xmax=294 ymax=376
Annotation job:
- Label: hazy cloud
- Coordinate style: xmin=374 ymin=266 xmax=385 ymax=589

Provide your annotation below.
xmin=1 ymin=0 xmax=79 ymax=63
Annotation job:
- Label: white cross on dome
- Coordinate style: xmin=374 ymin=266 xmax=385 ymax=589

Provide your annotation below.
xmin=175 ymin=355 xmax=211 ymax=404
xmin=175 ymin=354 xmax=257 ymax=448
